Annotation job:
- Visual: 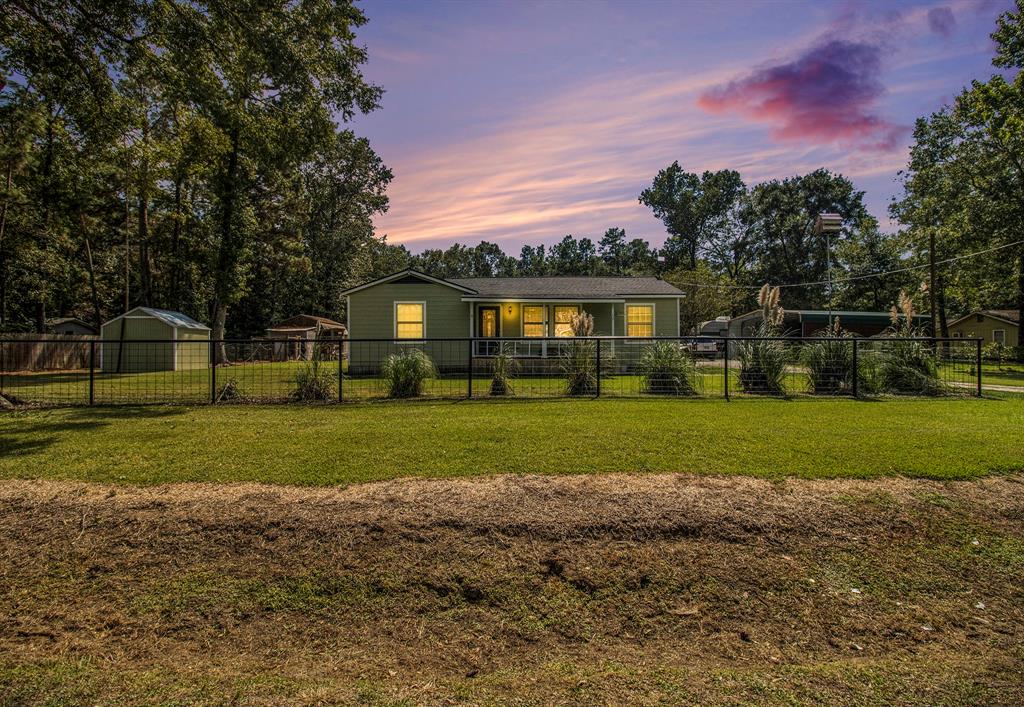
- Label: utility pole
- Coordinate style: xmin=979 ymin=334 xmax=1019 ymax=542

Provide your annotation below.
xmin=814 ymin=214 xmax=843 ymax=328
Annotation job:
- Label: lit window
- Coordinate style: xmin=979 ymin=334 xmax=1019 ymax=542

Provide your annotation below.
xmin=553 ymin=306 xmax=577 ymax=337
xmin=626 ymin=304 xmax=654 ymax=337
xmin=523 ymin=306 xmax=546 ymax=337
xmin=395 ymin=302 xmax=424 ymax=339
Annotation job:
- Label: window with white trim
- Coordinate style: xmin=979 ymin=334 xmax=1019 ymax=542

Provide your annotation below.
xmin=553 ymin=306 xmax=578 ymax=337
xmin=993 ymin=329 xmax=1006 ymax=345
xmin=625 ymin=304 xmax=654 ymax=337
xmin=523 ymin=305 xmax=546 ymax=337
xmin=395 ymin=302 xmax=424 ymax=339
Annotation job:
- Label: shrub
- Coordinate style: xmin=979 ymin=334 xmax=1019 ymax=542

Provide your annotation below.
xmin=879 ymin=290 xmax=944 ymax=396
xmin=489 ymin=350 xmax=518 ymax=396
xmin=802 ymin=319 xmax=854 ymax=395
xmin=381 ymin=349 xmax=436 ymax=398
xmin=639 ymin=341 xmax=700 ymax=395
xmin=216 ymin=377 xmax=242 ymax=402
xmin=738 ymin=284 xmax=788 ymax=395
xmin=560 ymin=312 xmax=598 ymax=396
xmin=292 ymin=361 xmax=336 ymax=401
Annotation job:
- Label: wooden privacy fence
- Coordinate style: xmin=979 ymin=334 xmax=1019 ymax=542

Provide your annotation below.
xmin=0 ymin=334 xmax=97 ymax=372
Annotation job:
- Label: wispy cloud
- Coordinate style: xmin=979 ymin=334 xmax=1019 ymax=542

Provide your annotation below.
xmin=697 ymin=40 xmax=909 ymax=152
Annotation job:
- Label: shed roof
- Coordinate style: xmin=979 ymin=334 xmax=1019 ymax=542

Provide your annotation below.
xmin=271 ymin=314 xmax=346 ymax=330
xmin=105 ymin=307 xmax=210 ymax=331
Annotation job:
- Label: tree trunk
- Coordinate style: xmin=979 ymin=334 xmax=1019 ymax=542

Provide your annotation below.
xmin=83 ymin=232 xmax=102 ymax=330
xmin=34 ymin=301 xmax=45 ymax=334
xmin=212 ymin=125 xmax=241 ymax=365
xmin=169 ymin=178 xmax=183 ymax=310
xmin=0 ymin=160 xmax=12 ymax=326
xmin=137 ymin=123 xmax=152 ymax=306
xmin=937 ymin=272 xmax=949 ymax=338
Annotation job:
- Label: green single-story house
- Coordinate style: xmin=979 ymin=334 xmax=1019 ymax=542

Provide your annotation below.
xmin=340 ymin=270 xmax=684 ymax=368
xmin=947 ymin=309 xmax=1019 ymax=347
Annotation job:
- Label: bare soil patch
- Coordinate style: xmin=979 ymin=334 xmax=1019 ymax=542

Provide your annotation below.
xmin=1 ymin=474 xmax=1023 ymax=704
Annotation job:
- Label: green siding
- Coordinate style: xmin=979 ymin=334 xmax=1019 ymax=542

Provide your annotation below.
xmin=347 ymin=282 xmax=470 ymax=339
xmin=176 ymin=328 xmax=211 ymax=370
xmin=100 ymin=317 xmax=174 ymax=372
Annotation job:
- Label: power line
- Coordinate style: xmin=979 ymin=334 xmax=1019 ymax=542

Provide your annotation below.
xmin=671 ymin=238 xmax=1024 ymax=290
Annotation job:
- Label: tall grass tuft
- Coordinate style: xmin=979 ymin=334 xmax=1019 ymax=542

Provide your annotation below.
xmin=560 ymin=312 xmax=598 ymax=396
xmin=639 ymin=341 xmax=701 ymax=395
xmin=802 ymin=319 xmax=854 ymax=395
xmin=489 ymin=349 xmax=518 ymax=396
xmin=381 ymin=348 xmax=436 ymax=398
xmin=738 ymin=284 xmax=788 ymax=395
xmin=293 ymin=360 xmax=336 ymax=401
xmin=292 ymin=329 xmax=336 ymax=401
xmin=879 ymin=290 xmax=944 ymax=395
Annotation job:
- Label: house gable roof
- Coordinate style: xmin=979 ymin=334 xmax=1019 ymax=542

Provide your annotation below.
xmin=449 ymin=276 xmax=683 ymax=299
xmin=341 ymin=270 xmax=684 ymax=300
xmin=340 ymin=269 xmax=478 ymax=295
xmin=948 ymin=309 xmax=1020 ymax=328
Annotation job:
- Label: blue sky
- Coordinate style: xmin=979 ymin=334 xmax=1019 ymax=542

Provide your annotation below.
xmin=352 ymin=0 xmax=1012 ymax=252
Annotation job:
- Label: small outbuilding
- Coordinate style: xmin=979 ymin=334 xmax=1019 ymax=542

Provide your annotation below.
xmin=265 ymin=314 xmax=347 ymax=361
xmin=101 ymin=307 xmax=210 ymax=373
xmin=46 ymin=317 xmax=99 ymax=336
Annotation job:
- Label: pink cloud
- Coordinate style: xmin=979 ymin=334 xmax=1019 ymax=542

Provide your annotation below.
xmin=697 ymin=40 xmax=909 ymax=152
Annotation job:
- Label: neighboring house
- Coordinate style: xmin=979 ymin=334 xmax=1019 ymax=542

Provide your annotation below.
xmin=727 ymin=310 xmax=928 ymax=338
xmin=46 ymin=317 xmax=98 ymax=336
xmin=265 ymin=314 xmax=347 ymax=361
xmin=947 ymin=310 xmax=1019 ymax=347
xmin=341 ymin=270 xmax=684 ymax=362
xmin=100 ymin=307 xmax=210 ymax=373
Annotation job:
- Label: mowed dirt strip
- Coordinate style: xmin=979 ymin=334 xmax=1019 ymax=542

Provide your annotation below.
xmin=1 ymin=475 xmax=1023 ymax=705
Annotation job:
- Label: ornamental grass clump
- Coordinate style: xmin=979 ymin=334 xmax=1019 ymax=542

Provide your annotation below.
xmin=880 ymin=290 xmax=944 ymax=396
xmin=561 ymin=312 xmax=598 ymax=396
xmin=489 ymin=350 xmax=518 ymax=396
xmin=639 ymin=341 xmax=701 ymax=395
xmin=802 ymin=319 xmax=855 ymax=395
xmin=292 ymin=361 xmax=336 ymax=401
xmin=381 ymin=348 xmax=436 ymax=398
xmin=738 ymin=284 xmax=789 ymax=395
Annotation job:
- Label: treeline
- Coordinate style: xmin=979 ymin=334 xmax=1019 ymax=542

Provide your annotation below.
xmin=386 ymin=167 xmax=920 ymax=330
xmin=0 ymin=1 xmax=392 ymax=349
xmin=1 ymin=1 xmax=1020 ymax=339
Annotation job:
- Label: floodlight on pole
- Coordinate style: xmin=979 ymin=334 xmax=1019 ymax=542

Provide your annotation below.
xmin=814 ymin=214 xmax=842 ymax=328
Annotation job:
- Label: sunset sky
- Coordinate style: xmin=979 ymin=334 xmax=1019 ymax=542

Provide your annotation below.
xmin=354 ymin=0 xmax=1012 ymax=252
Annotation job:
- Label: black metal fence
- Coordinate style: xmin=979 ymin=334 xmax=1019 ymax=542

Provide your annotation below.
xmin=0 ymin=336 xmax=983 ymax=407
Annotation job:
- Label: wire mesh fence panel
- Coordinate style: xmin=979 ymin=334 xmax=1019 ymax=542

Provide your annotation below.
xmin=94 ymin=339 xmax=210 ymax=405
xmin=0 ymin=336 xmax=984 ymax=407
xmin=344 ymin=339 xmax=472 ymax=401
xmin=0 ymin=339 xmax=92 ymax=406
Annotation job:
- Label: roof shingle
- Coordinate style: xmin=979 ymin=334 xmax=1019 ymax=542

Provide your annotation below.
xmin=448 ymin=276 xmax=683 ymax=298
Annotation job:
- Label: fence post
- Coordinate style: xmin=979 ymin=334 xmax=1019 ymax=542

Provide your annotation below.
xmin=467 ymin=339 xmax=473 ymax=399
xmin=595 ymin=338 xmax=601 ymax=397
xmin=723 ymin=337 xmax=730 ymax=400
xmin=851 ymin=338 xmax=858 ymax=399
xmin=88 ymin=340 xmax=96 ymax=406
xmin=342 ymin=338 xmax=350 ymax=401
xmin=976 ymin=338 xmax=983 ymax=397
xmin=210 ymin=340 xmax=217 ymax=404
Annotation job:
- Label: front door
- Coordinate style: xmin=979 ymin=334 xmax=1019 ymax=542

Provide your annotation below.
xmin=477 ymin=306 xmax=500 ymax=356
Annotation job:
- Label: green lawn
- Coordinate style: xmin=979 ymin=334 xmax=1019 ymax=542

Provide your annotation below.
xmin=2 ymin=396 xmax=1021 ymax=484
